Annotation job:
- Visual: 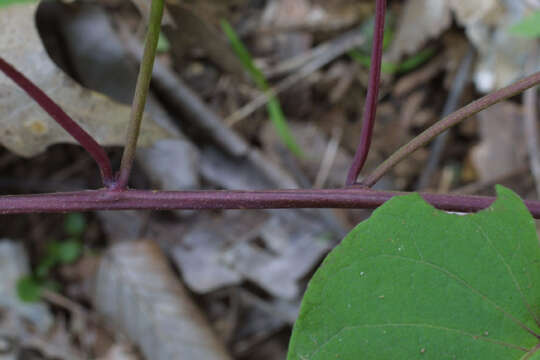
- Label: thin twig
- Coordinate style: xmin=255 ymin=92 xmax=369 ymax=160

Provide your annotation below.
xmin=116 ymin=0 xmax=164 ymax=189
xmin=346 ymin=0 xmax=387 ymax=185
xmin=362 ymin=71 xmax=540 ymax=188
xmin=41 ymin=289 xmax=88 ymax=318
xmin=450 ymin=166 xmax=529 ymax=195
xmin=415 ymin=47 xmax=474 ymax=190
xmin=523 ymin=47 xmax=540 ymax=197
xmin=0 ymin=188 xmax=540 ymax=218
xmin=265 ymin=43 xmax=330 ymax=78
xmin=0 ymin=57 xmax=113 ymax=186
xmin=314 ymin=127 xmax=343 ymax=188
xmin=224 ymin=26 xmax=366 ymax=127
xmin=524 ymin=88 xmax=540 ymax=196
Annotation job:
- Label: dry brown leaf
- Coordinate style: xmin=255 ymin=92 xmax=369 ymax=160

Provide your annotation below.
xmin=448 ymin=0 xmax=539 ymax=92
xmin=0 ymin=4 xmax=169 ymax=157
xmin=262 ymin=0 xmax=373 ymax=32
xmin=448 ymin=0 xmax=503 ymax=26
xmin=390 ymin=0 xmax=539 ymax=91
xmin=389 ymin=0 xmax=451 ymax=60
xmin=470 ymin=102 xmax=527 ymax=182
xmin=97 ymin=343 xmax=140 ymax=360
xmin=165 ymin=3 xmax=247 ymax=78
xmin=172 ymin=211 xmax=268 ymax=293
xmin=238 ymin=212 xmax=331 ymax=299
xmin=128 ymin=0 xmax=174 ymax=26
xmin=310 ymin=0 xmax=374 ymax=30
xmin=94 ymin=240 xmax=232 ymax=360
xmin=173 ymin=210 xmax=331 ymax=300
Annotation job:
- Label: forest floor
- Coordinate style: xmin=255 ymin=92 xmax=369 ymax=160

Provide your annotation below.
xmin=0 ymin=0 xmax=539 ymax=359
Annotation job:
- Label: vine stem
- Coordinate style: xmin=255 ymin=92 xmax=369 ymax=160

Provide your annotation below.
xmin=345 ymin=0 xmax=386 ymax=185
xmin=362 ymin=71 xmax=540 ymax=187
xmin=1 ymin=188 xmax=540 ymax=218
xmin=0 ymin=57 xmax=114 ymax=186
xmin=116 ymin=0 xmax=164 ymax=190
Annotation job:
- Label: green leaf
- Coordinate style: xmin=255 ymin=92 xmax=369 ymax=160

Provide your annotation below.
xmin=0 ymin=0 xmax=38 ymax=8
xmin=16 ymin=275 xmax=42 ymax=302
xmin=57 ymin=239 xmax=83 ymax=264
xmin=509 ymin=11 xmax=540 ymax=38
xmin=288 ymin=186 xmax=540 ymax=359
xmin=63 ymin=213 xmax=86 ymax=237
xmin=221 ymin=19 xmax=303 ymax=157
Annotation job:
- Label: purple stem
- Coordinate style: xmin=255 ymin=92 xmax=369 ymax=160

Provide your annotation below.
xmin=0 ymin=57 xmax=114 ymax=186
xmin=363 ymin=71 xmax=540 ymax=187
xmin=346 ymin=0 xmax=387 ymax=186
xmin=1 ymin=188 xmax=540 ymax=218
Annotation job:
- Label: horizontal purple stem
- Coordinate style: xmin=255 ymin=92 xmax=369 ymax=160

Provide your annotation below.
xmin=1 ymin=188 xmax=539 ymax=218
xmin=0 ymin=57 xmax=114 ymax=186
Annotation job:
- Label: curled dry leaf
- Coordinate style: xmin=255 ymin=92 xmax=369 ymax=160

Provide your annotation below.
xmin=389 ymin=0 xmax=451 ymax=60
xmin=0 ymin=4 xmax=169 ymax=158
xmin=172 ymin=211 xmax=268 ymax=294
xmin=449 ymin=0 xmax=540 ymax=92
xmin=262 ymin=0 xmax=374 ymax=32
xmin=173 ymin=210 xmax=331 ymax=300
xmin=94 ymin=240 xmax=232 ymax=360
xmin=390 ymin=0 xmax=539 ymax=92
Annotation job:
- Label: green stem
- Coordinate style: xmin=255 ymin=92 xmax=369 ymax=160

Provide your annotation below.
xmin=362 ymin=71 xmax=540 ymax=187
xmin=116 ymin=0 xmax=164 ymax=190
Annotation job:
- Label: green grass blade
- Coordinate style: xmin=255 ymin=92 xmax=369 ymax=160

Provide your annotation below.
xmin=348 ymin=49 xmax=398 ymax=74
xmin=221 ymin=19 xmax=303 ymax=157
xmin=349 ymin=47 xmax=435 ymax=75
xmin=220 ymin=20 xmax=267 ymax=89
xmin=359 ymin=13 xmax=395 ymax=52
xmin=266 ymin=98 xmax=302 ymax=157
xmin=395 ymin=47 xmax=436 ymax=73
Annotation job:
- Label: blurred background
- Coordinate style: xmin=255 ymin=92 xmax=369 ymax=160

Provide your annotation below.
xmin=0 ymin=0 xmax=539 ymax=359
